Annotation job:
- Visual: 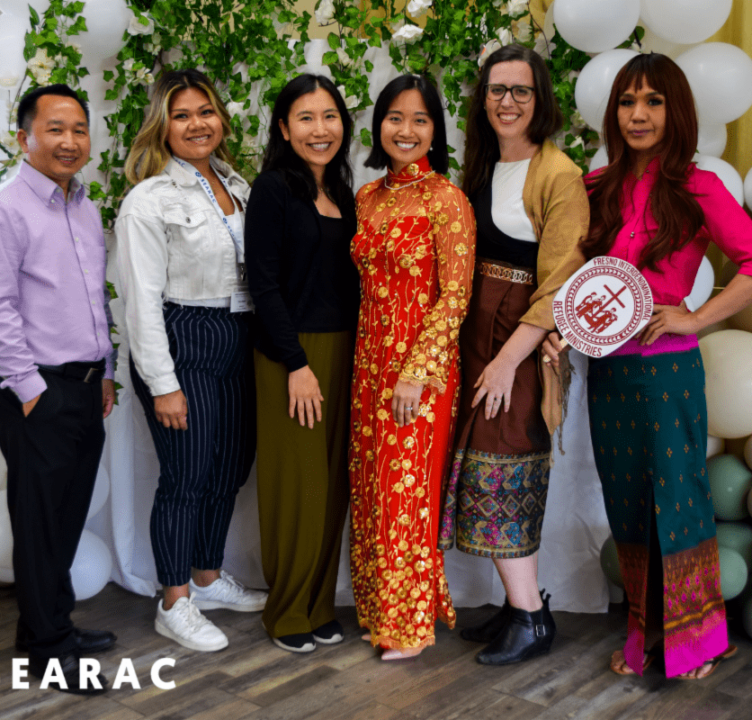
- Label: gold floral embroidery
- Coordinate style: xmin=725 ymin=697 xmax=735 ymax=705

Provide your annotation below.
xmin=348 ymin=157 xmax=470 ymax=650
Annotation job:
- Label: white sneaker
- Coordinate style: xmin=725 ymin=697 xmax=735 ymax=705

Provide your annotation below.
xmin=155 ymin=593 xmax=229 ymax=652
xmin=189 ymin=570 xmax=267 ymax=612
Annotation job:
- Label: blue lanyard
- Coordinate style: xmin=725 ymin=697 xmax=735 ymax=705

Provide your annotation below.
xmin=172 ymin=156 xmax=244 ymax=263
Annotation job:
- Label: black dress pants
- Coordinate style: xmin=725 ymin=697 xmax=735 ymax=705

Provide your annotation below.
xmin=0 ymin=370 xmax=105 ymax=659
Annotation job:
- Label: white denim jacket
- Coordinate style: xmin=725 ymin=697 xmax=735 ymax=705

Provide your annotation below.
xmin=115 ymin=156 xmax=250 ymax=396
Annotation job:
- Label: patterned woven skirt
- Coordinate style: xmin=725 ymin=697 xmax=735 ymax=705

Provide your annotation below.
xmin=439 ymin=269 xmax=551 ymax=559
xmin=588 ymin=339 xmax=728 ymax=678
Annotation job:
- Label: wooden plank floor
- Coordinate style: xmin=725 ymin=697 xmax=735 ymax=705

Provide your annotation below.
xmin=1 ymin=582 xmax=751 ymax=719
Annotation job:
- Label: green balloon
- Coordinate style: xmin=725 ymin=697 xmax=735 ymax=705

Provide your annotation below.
xmin=707 ymin=455 xmax=752 ymax=521
xmin=600 ymin=535 xmax=623 ymax=588
xmin=716 ymin=522 xmax=752 ymax=568
xmin=719 ymin=547 xmax=748 ymax=600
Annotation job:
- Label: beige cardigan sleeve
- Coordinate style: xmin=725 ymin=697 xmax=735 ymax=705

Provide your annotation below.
xmin=520 ymin=140 xmax=589 ymax=330
xmin=518 ymin=141 xmax=590 ymax=437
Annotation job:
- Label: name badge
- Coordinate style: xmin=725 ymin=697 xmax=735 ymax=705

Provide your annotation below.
xmin=231 ymin=290 xmax=254 ymax=313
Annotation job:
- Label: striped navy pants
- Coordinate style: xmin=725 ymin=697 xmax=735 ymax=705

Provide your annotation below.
xmin=130 ymin=302 xmax=256 ymax=587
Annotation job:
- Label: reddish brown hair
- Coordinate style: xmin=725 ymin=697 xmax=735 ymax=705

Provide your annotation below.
xmin=580 ymin=53 xmax=705 ymax=271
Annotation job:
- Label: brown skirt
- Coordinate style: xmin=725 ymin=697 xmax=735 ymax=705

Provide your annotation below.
xmin=438 ymin=268 xmax=551 ymax=558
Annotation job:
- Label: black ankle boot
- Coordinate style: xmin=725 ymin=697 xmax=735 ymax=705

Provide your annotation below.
xmin=475 ymin=592 xmax=556 ymax=666
xmin=460 ymin=598 xmax=511 ymax=643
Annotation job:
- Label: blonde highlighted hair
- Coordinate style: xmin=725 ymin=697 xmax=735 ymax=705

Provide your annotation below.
xmin=125 ymin=69 xmax=237 ymax=184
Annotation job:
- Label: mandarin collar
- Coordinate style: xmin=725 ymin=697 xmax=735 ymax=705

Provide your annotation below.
xmin=386 ymin=155 xmax=433 ymax=188
xmin=19 ymin=160 xmax=85 ymax=206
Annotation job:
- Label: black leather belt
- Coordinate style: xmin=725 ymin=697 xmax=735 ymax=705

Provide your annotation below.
xmin=38 ymin=359 xmax=106 ymax=383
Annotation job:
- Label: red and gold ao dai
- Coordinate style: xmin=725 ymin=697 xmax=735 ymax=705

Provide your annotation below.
xmin=349 ymin=157 xmax=476 ymax=650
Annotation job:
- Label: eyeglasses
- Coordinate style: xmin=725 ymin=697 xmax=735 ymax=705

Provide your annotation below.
xmin=485 ymin=84 xmax=535 ymax=104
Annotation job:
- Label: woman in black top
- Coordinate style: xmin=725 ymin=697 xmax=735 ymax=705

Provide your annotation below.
xmin=245 ymin=74 xmax=359 ymax=654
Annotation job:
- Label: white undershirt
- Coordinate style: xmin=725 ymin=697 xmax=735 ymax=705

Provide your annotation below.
xmin=169 ymin=196 xmax=244 ymax=308
xmin=490 ymin=159 xmax=536 ymax=243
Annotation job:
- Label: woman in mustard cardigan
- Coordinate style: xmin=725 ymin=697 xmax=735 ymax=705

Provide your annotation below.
xmin=438 ymin=44 xmax=589 ymax=665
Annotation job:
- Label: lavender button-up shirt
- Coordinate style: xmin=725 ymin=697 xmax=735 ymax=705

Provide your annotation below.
xmin=0 ymin=161 xmax=114 ymax=402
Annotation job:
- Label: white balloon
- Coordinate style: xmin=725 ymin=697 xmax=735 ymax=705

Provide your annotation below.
xmin=0 ymin=13 xmax=28 ymax=89
xmin=697 ymin=124 xmax=727 ymax=159
xmin=79 ymin=0 xmax=131 ymax=71
xmin=694 ymin=155 xmax=744 ymax=206
xmin=685 ymin=256 xmax=714 ymax=311
xmin=86 ymin=465 xmax=110 ymax=521
xmin=640 ymin=0 xmax=732 ymax=45
xmin=707 ymin=435 xmax=725 ymax=460
xmin=575 ymin=49 xmax=639 ymax=132
xmin=0 ymin=490 xmax=13 ymax=583
xmin=637 ymin=23 xmax=695 ymax=59
xmin=0 ymin=0 xmax=48 ymax=18
xmin=745 ymin=167 xmax=752 ymax=211
xmin=589 ymin=144 xmax=609 ymax=173
xmin=71 ymin=530 xmax=112 ymax=601
xmin=699 ymin=330 xmax=752 ymax=439
xmin=554 ymin=0 xmax=640 ymax=54
xmin=676 ymin=43 xmax=752 ymax=126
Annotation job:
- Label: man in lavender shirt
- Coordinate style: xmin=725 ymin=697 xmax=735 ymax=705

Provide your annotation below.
xmin=0 ymin=85 xmax=116 ymax=695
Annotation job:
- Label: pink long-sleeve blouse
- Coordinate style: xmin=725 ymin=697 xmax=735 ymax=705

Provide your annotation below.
xmin=587 ymin=157 xmax=752 ymax=306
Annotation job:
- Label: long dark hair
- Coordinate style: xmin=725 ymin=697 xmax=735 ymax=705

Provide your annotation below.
xmin=261 ymin=74 xmax=353 ymax=215
xmin=462 ymin=44 xmax=563 ymax=198
xmin=580 ymin=53 xmax=704 ymax=271
xmin=364 ymin=74 xmax=449 ymax=175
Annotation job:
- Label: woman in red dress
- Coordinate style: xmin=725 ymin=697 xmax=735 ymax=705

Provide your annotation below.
xmin=349 ymin=75 xmax=476 ymax=660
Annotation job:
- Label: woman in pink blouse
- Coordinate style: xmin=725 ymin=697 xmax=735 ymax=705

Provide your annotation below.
xmin=545 ymin=53 xmax=752 ymax=679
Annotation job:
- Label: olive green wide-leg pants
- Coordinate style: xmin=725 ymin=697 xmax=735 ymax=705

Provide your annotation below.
xmin=255 ymin=331 xmax=352 ymax=638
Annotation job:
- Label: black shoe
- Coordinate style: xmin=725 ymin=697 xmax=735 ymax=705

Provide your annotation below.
xmin=476 ymin=592 xmax=556 ymax=666
xmin=16 ymin=627 xmax=117 ymax=654
xmin=272 ymin=632 xmax=316 ymax=653
xmin=312 ymin=620 xmax=344 ymax=645
xmin=28 ymin=651 xmax=108 ymax=695
xmin=460 ymin=599 xmax=511 ymax=643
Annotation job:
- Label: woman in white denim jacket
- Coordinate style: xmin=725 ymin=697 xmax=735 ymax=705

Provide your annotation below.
xmin=116 ymin=69 xmax=266 ymax=653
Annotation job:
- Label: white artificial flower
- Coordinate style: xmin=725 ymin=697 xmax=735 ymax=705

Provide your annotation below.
xmin=135 ymin=67 xmax=154 ymax=84
xmin=407 ymin=0 xmax=432 ymax=19
xmin=478 ymin=39 xmax=502 ymax=67
xmin=1 ymin=132 xmax=20 ymax=154
xmin=533 ymin=33 xmax=554 ymax=58
xmin=27 ymin=48 xmax=55 ymax=76
xmin=392 ymin=24 xmax=423 ymax=46
xmin=570 ymin=109 xmax=586 ymax=128
xmin=123 ymin=58 xmax=136 ymax=72
xmin=315 ymin=0 xmax=335 ymax=25
xmin=497 ymin=27 xmax=513 ymax=46
xmin=226 ymin=101 xmax=247 ymax=119
xmin=337 ymin=85 xmax=358 ymax=109
xmin=506 ymin=0 xmax=528 ymax=18
xmin=0 ymin=75 xmax=19 ymax=87
xmin=569 ymin=136 xmax=585 ymax=150
xmin=127 ymin=14 xmax=155 ymax=36
xmin=336 ymin=47 xmax=350 ymax=66
xmin=515 ymin=20 xmax=532 ymax=43
xmin=67 ymin=41 xmax=82 ymax=54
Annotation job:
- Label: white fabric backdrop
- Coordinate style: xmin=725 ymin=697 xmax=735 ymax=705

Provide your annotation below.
xmin=1 ymin=39 xmax=613 ymax=612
